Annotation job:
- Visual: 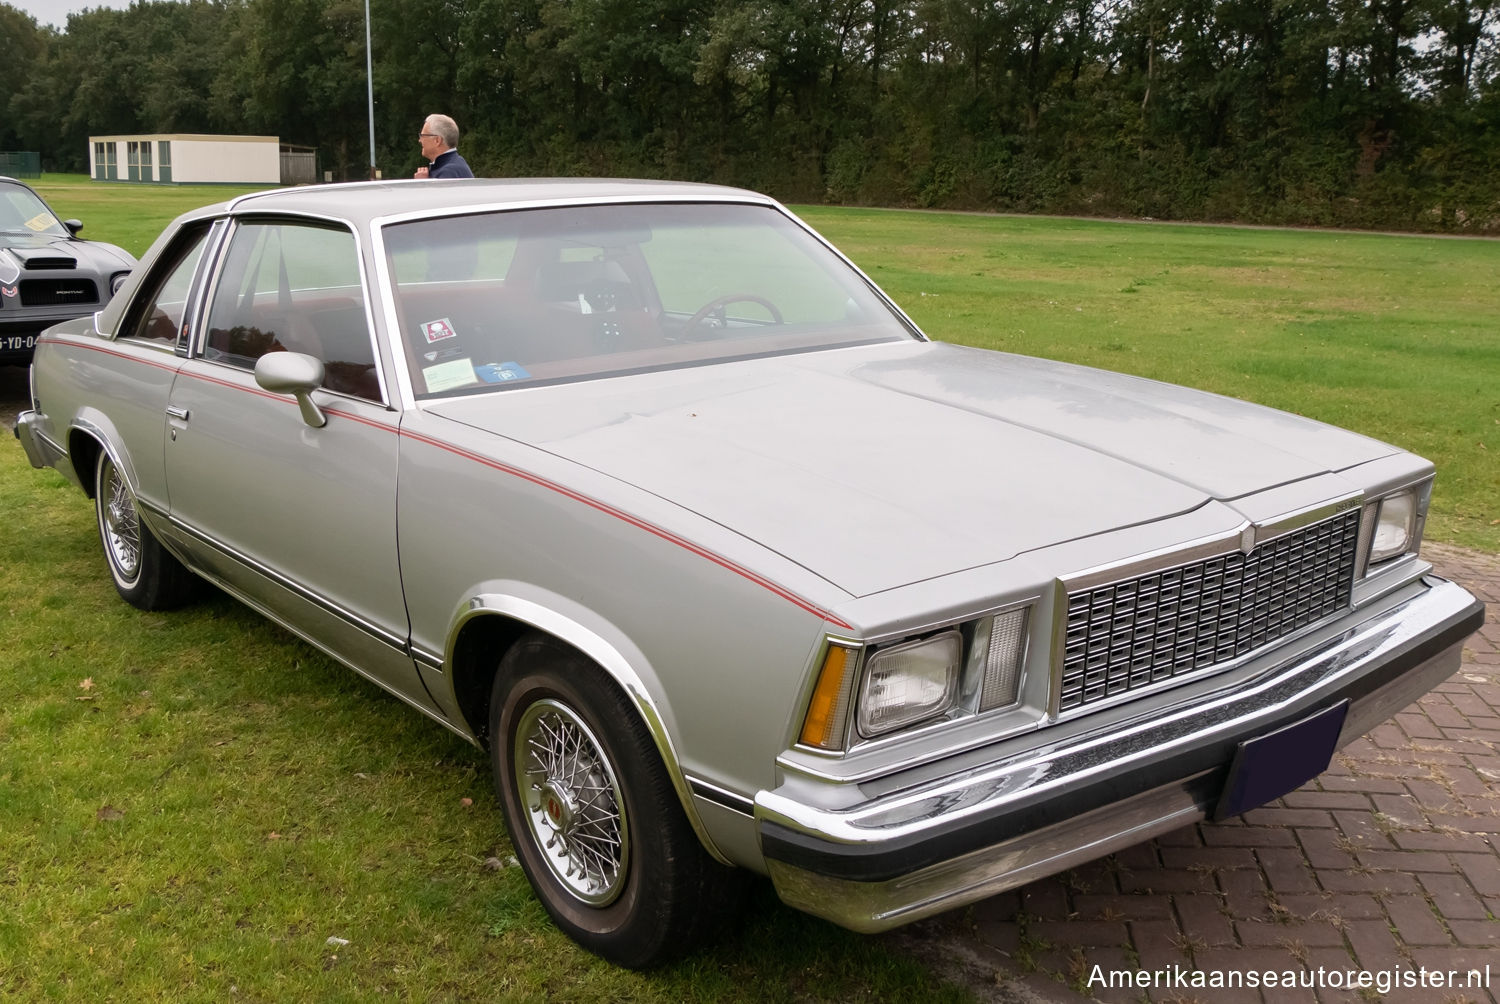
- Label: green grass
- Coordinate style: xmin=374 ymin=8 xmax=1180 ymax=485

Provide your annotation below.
xmin=4 ymin=181 xmax=1495 ymax=999
xmin=793 ymin=207 xmax=1500 ymax=552
xmin=34 ymin=174 xmax=270 ymax=257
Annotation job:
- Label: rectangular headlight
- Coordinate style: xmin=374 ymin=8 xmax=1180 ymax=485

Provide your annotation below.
xmin=856 ymin=631 xmax=962 ymax=738
xmin=1369 ymin=491 xmax=1417 ymax=564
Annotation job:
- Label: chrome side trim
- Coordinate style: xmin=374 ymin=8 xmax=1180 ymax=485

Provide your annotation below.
xmin=453 ymin=595 xmax=733 ymax=866
xmin=161 ymin=509 xmax=410 ymax=653
xmin=412 ymin=646 xmax=445 ymax=671
xmin=688 ymin=776 xmax=756 ymax=817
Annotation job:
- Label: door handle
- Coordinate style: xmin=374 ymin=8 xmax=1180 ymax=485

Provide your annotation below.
xmin=165 ymin=405 xmax=190 ymax=421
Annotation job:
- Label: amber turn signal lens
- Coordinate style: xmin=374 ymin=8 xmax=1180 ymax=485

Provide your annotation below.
xmin=800 ymin=643 xmax=856 ymax=750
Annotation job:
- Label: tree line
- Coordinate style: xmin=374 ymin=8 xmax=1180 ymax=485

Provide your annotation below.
xmin=3 ymin=0 xmax=1497 ymax=231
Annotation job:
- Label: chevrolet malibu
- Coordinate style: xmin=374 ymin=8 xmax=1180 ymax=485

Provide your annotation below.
xmin=15 ymin=180 xmax=1485 ymax=967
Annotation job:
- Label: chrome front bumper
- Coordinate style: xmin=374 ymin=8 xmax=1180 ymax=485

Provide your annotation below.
xmin=756 ymin=576 xmax=1484 ymax=933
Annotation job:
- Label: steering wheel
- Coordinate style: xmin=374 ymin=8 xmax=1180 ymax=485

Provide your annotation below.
xmin=684 ymin=293 xmax=784 ymax=333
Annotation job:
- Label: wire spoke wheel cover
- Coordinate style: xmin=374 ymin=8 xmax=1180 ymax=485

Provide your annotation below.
xmin=513 ymin=697 xmax=630 ymax=906
xmin=100 ymin=456 xmax=141 ymax=582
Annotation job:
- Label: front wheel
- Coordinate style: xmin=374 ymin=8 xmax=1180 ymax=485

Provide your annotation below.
xmin=490 ymin=634 xmax=744 ymax=967
xmin=94 ymin=450 xmax=196 ymax=610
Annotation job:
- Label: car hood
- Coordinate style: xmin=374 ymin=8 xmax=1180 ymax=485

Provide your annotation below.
xmin=0 ymin=231 xmax=132 ymax=263
xmin=425 ymin=341 xmax=1396 ymax=597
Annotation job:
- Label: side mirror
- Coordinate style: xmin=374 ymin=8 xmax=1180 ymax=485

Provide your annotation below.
xmin=255 ymin=351 xmax=327 ymax=428
xmin=63 ymin=219 xmax=83 ymax=236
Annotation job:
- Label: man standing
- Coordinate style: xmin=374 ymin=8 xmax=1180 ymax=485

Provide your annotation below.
xmin=414 ymin=114 xmax=475 ymax=179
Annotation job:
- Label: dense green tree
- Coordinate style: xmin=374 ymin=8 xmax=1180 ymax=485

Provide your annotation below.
xmin=4 ymin=0 xmax=1497 ymax=230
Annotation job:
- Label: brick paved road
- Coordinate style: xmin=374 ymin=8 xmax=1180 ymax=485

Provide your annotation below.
xmin=905 ymin=544 xmax=1497 ymax=1004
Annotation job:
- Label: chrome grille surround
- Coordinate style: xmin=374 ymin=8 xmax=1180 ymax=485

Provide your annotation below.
xmin=1057 ymin=508 xmax=1360 ymax=713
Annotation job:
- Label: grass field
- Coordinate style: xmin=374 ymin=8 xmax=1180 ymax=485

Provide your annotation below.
xmin=3 ymin=178 xmax=1495 ymax=1000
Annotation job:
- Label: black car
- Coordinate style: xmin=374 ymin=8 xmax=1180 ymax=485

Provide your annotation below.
xmin=0 ymin=176 xmax=134 ymax=363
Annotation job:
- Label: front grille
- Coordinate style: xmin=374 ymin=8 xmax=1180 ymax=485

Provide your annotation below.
xmin=1059 ymin=509 xmax=1360 ymax=712
xmin=19 ymin=279 xmax=98 ymax=307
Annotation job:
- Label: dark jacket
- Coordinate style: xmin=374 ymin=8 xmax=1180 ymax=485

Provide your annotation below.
xmin=429 ymin=149 xmax=474 ymax=179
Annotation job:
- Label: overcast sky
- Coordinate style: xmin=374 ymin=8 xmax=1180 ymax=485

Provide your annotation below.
xmin=10 ymin=0 xmax=135 ymax=29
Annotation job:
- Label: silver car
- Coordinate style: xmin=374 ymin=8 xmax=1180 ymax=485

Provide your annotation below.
xmin=15 ymin=180 xmax=1485 ymax=968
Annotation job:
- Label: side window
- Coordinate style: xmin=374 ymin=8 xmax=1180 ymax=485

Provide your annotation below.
xmin=202 ymin=221 xmax=381 ymax=401
xmin=120 ymin=224 xmax=211 ymax=346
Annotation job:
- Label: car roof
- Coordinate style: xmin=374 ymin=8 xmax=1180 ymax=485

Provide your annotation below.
xmin=225 ymin=178 xmax=778 ymax=228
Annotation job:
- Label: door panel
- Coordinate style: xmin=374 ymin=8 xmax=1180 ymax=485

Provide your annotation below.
xmin=163 ymin=218 xmax=429 ymax=712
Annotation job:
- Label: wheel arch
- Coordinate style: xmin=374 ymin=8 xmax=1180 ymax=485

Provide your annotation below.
xmin=66 ymin=414 xmax=129 ymax=499
xmin=444 ymin=591 xmax=733 ymax=867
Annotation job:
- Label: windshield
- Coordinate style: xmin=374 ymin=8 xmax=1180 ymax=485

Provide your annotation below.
xmin=0 ymin=183 xmax=67 ymax=238
xmin=381 ymin=201 xmax=915 ymax=398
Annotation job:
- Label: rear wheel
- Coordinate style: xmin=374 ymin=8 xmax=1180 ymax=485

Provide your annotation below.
xmin=94 ymin=450 xmax=196 ymax=610
xmin=490 ymin=634 xmax=744 ymax=967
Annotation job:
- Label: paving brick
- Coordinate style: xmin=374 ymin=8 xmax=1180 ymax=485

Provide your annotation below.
xmin=1277 ymin=892 xmax=1384 ymax=921
xmin=1450 ymin=693 xmax=1492 ymax=718
xmin=1130 ymin=918 xmax=1191 ymax=971
xmin=1258 ymin=847 xmax=1320 ymax=895
xmin=1242 ymin=807 xmax=1337 ymax=828
xmin=1370 ymin=722 xmax=1413 ymax=749
xmin=973 ymin=914 xmax=1021 ymax=954
xmin=1314 ymin=867 xmax=1422 ymax=895
xmin=1031 ymin=919 xmax=1131 ymax=948
xmin=1454 ymin=854 xmax=1500 ymax=897
xmin=1332 ymin=810 xmax=1398 ymax=849
xmin=1430 ymin=814 xmax=1500 ymax=834
xmin=1202 ymin=825 xmax=1298 ymax=848
xmin=1019 ymin=882 xmax=1072 ymax=921
xmin=1421 ymin=872 xmax=1492 ymax=921
xmin=1156 ymin=825 xmax=1204 ymax=848
xmin=1119 ymin=867 xmax=1216 ymax=895
xmin=1160 ymin=846 xmax=1258 ymax=871
xmin=1449 ymin=920 xmax=1500 ymax=947
xmin=1073 ymin=893 xmax=1173 ymax=921
xmin=1173 ymin=894 xmax=1235 ymax=946
xmin=1113 ymin=843 xmax=1160 ymax=870
xmin=1392 ymin=830 xmax=1494 ymax=853
xmin=1283 ymin=791 xmax=1375 ymax=811
xmin=1317 ymin=773 xmax=1409 ymax=795
xmin=1402 ymin=778 xmax=1462 ymax=811
xmin=1385 ymin=892 xmax=1452 ymax=945
xmin=1237 ymin=919 xmax=1348 ymax=948
xmin=1396 ymin=710 xmax=1446 ymax=740
xmin=1371 ymin=792 xmax=1430 ymax=829
xmin=1357 ymin=850 xmax=1461 ymax=873
xmin=1296 ymin=828 xmax=1358 ymax=870
xmin=1344 ymin=917 xmax=1404 ymax=972
xmin=1219 ymin=868 xmax=1277 ymax=922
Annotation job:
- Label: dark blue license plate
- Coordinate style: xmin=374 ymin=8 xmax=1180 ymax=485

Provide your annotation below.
xmin=1214 ymin=700 xmax=1349 ymax=820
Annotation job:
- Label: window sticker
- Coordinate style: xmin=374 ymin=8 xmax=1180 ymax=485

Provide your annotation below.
xmin=420 ymin=317 xmax=458 ymax=344
xmin=422 ymin=357 xmax=479 ymax=392
xmin=24 ymin=213 xmax=53 ymax=233
xmin=475 ymin=362 xmax=532 ymax=383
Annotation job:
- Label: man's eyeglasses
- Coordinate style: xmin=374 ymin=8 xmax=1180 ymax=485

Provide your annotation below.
xmin=418 ymin=133 xmax=439 ymax=140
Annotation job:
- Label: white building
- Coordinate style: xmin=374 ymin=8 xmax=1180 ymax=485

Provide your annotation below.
xmin=88 ymin=134 xmax=282 ymax=185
